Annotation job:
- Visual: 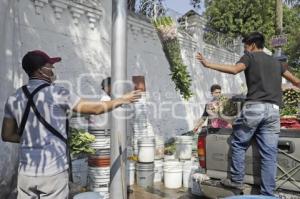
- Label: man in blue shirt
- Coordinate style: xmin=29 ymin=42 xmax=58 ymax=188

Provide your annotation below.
xmin=1 ymin=50 xmax=140 ymax=199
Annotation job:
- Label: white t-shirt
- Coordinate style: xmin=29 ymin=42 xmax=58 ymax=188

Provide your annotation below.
xmin=88 ymin=93 xmax=111 ymax=130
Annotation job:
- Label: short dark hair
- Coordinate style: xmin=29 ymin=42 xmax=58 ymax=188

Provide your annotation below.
xmin=101 ymin=77 xmax=111 ymax=89
xmin=210 ymin=84 xmax=221 ymax=93
xmin=242 ymin=32 xmax=265 ymax=49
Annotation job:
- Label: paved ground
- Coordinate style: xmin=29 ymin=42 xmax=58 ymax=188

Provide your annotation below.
xmin=128 ymin=183 xmax=207 ymax=199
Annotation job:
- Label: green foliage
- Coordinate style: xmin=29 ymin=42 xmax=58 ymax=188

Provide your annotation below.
xmin=204 ymin=0 xmax=300 ymax=67
xmin=280 ymin=88 xmax=300 ymax=116
xmin=207 ymin=95 xmax=239 ymax=117
xmin=205 ymin=0 xmax=276 ymax=42
xmin=283 ymin=6 xmax=300 ymax=68
xmin=69 ymin=128 xmax=96 ymax=156
xmin=153 ymin=17 xmax=193 ymax=100
xmin=219 ymin=96 xmax=239 ymax=117
xmin=164 ymin=142 xmax=176 ymax=155
xmin=153 ymin=16 xmax=174 ymax=27
xmin=291 ymin=67 xmax=300 ymax=79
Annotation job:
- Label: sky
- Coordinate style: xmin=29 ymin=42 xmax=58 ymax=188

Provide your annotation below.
xmin=164 ymin=0 xmax=204 ymax=15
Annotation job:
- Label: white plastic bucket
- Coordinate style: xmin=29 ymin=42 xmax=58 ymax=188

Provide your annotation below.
xmin=163 ymin=160 xmax=183 ymax=189
xmin=70 ymin=116 xmax=88 ymax=131
xmin=176 ymin=136 xmax=193 ymax=160
xmin=89 ymin=129 xmax=111 ymax=149
xmin=127 ymin=161 xmax=135 ymax=186
xmin=154 ymin=160 xmax=163 ymax=183
xmin=155 ymin=138 xmax=164 ymax=160
xmin=87 ymin=167 xmax=110 ymax=193
xmin=93 ymin=149 xmax=110 ymax=157
xmin=72 ymin=158 xmax=88 ymax=187
xmin=164 ymin=154 xmax=176 ymax=161
xmin=136 ymin=162 xmax=155 ymax=188
xmin=182 ymin=161 xmax=192 ymax=188
xmin=138 ymin=137 xmax=155 ymax=163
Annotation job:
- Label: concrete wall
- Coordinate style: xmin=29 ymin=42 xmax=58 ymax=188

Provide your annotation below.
xmin=0 ymin=0 xmax=244 ymax=197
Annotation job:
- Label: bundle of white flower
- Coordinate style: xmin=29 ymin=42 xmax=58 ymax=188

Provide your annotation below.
xmin=153 ymin=17 xmax=193 ymax=100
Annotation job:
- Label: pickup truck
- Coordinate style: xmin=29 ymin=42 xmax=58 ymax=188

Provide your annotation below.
xmin=197 ymin=127 xmax=300 ymax=199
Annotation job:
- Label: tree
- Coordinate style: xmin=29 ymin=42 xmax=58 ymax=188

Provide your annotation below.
xmin=204 ymin=0 xmax=300 ymax=67
xmin=205 ymin=0 xmax=276 ymax=40
xmin=283 ymin=5 xmax=300 ymax=68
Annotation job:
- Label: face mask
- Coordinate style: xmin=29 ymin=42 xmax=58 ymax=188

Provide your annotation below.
xmin=212 ymin=96 xmax=220 ymax=101
xmin=40 ymin=67 xmax=57 ymax=83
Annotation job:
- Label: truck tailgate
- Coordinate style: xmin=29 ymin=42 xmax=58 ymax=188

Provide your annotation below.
xmin=204 ymin=128 xmax=300 ymax=192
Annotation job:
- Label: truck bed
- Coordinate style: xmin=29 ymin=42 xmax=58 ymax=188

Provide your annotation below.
xmin=203 ymin=128 xmax=300 ymax=192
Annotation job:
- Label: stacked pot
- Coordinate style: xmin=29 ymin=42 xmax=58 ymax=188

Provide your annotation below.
xmin=153 ymin=136 xmax=164 ymax=183
xmin=136 ymin=136 xmax=155 ymax=188
xmin=132 ymin=92 xmax=149 ymax=155
xmin=175 ymin=136 xmax=195 ymax=189
xmin=87 ymin=122 xmax=111 ymax=199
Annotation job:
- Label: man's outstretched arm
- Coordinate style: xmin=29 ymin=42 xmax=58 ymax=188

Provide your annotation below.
xmin=196 ymin=52 xmax=246 ymax=75
xmin=282 ymin=70 xmax=300 ymax=88
xmin=73 ymin=90 xmax=141 ymax=115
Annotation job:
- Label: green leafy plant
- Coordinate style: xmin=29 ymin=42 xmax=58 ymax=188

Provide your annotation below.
xmin=164 ymin=142 xmax=176 ymax=155
xmin=153 ymin=17 xmax=193 ymax=100
xmin=206 ymin=95 xmax=239 ymax=117
xmin=280 ymin=88 xmax=300 ymax=116
xmin=69 ymin=128 xmax=96 ymax=156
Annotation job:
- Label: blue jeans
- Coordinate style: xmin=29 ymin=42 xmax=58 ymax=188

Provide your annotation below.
xmin=231 ymin=102 xmax=280 ymax=196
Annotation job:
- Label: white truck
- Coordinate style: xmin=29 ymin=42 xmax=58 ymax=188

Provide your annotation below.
xmin=196 ymin=127 xmax=300 ymax=198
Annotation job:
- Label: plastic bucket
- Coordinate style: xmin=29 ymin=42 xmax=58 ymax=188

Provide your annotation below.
xmin=154 ymin=160 xmax=163 ymax=183
xmin=72 ymin=158 xmax=88 ymax=187
xmin=89 ymin=129 xmax=110 ymax=149
xmin=94 ymin=149 xmax=110 ymax=157
xmin=155 ymin=138 xmax=164 ymax=160
xmin=127 ymin=161 xmax=135 ymax=186
xmin=88 ymin=156 xmax=110 ymax=167
xmin=73 ymin=192 xmax=103 ymax=199
xmin=138 ymin=137 xmax=155 ymax=163
xmin=87 ymin=167 xmax=110 ymax=193
xmin=163 ymin=160 xmax=183 ymax=189
xmin=182 ymin=161 xmax=192 ymax=188
xmin=164 ymin=154 xmax=176 ymax=161
xmin=176 ymin=136 xmax=193 ymax=160
xmin=70 ymin=116 xmax=88 ymax=131
xmin=136 ymin=162 xmax=154 ymax=188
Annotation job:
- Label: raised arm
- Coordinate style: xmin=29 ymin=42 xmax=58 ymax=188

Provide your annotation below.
xmin=196 ymin=52 xmax=246 ymax=75
xmin=73 ymin=90 xmax=141 ymax=115
xmin=282 ymin=70 xmax=300 ymax=88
